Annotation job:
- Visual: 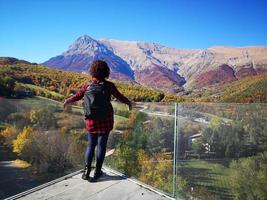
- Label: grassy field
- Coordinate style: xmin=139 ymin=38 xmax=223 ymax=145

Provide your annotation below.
xmin=178 ymin=159 xmax=233 ymax=199
xmin=23 ymin=84 xmax=65 ymax=99
xmin=4 ymin=96 xmax=61 ymax=111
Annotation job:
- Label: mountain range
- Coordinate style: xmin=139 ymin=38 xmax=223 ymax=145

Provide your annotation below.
xmin=43 ymin=35 xmax=267 ymax=92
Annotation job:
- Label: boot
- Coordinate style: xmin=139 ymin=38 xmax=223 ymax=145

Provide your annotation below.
xmin=89 ymin=169 xmax=103 ymax=182
xmin=94 ymin=170 xmax=103 ymax=179
xmin=81 ymin=165 xmax=91 ymax=180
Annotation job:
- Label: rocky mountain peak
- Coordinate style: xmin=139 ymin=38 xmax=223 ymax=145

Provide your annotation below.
xmin=63 ymin=35 xmax=106 ymax=56
xmin=76 ymin=35 xmax=95 ymax=43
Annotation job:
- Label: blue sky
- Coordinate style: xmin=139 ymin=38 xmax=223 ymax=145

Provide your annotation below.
xmin=0 ymin=0 xmax=267 ymax=63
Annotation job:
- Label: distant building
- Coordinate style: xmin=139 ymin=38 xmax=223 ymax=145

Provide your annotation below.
xmin=188 ymin=132 xmax=202 ymax=147
xmin=188 ymin=132 xmax=212 ymax=154
xmin=194 ymin=118 xmax=209 ymax=124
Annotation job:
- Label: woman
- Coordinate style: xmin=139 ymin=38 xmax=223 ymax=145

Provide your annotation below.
xmin=63 ymin=60 xmax=132 ymax=182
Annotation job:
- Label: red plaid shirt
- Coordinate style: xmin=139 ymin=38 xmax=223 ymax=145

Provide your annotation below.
xmin=65 ymin=79 xmax=130 ymax=133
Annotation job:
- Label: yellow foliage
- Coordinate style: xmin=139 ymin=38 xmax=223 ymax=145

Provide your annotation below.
xmin=13 ymin=126 xmax=33 ymax=154
xmin=138 ymin=151 xmax=173 ymax=188
xmin=30 ymin=110 xmax=37 ymax=124
xmin=209 ymin=116 xmax=223 ymax=129
xmin=12 ymin=159 xmax=31 ymax=168
xmin=1 ymin=125 xmax=19 ymax=146
xmin=1 ymin=125 xmax=16 ymax=139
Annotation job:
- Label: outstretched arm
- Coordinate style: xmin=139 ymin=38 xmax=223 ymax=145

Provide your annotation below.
xmin=110 ymin=83 xmax=132 ymax=109
xmin=63 ymin=83 xmax=89 ymax=108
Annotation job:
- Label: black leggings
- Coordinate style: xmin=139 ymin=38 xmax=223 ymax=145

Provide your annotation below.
xmin=85 ymin=133 xmax=109 ymax=172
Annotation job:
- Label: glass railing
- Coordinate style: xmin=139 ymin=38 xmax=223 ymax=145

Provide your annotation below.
xmin=0 ymin=97 xmax=86 ymax=199
xmin=0 ymin=97 xmax=266 ymax=200
xmin=175 ymin=103 xmax=267 ymax=200
xmin=106 ymin=102 xmax=176 ymax=196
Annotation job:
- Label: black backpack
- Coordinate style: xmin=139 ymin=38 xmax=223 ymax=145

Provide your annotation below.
xmin=83 ymin=81 xmax=111 ymax=120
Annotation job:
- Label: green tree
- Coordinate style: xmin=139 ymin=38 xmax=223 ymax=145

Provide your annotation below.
xmin=0 ymin=77 xmax=16 ymax=96
xmin=192 ymin=138 xmax=206 ymax=154
xmin=229 ymin=152 xmax=267 ymax=200
xmin=112 ymin=146 xmax=140 ymax=176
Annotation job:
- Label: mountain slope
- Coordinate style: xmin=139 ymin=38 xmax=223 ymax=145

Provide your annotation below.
xmin=220 ymin=75 xmax=267 ymax=103
xmin=101 ymin=38 xmax=267 ymax=86
xmin=43 ymin=35 xmax=135 ymax=83
xmin=191 ymin=74 xmax=267 ymax=103
xmin=42 ymin=35 xmax=267 ymax=92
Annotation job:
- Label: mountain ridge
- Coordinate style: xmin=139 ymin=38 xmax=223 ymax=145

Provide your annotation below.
xmin=43 ymin=35 xmax=267 ymax=92
xmin=43 ymin=35 xmax=135 ymax=82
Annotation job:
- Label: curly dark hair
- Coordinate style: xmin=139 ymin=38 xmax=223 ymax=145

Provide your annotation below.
xmin=89 ymin=60 xmax=110 ymax=79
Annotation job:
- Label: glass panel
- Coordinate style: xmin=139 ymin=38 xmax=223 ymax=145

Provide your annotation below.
xmin=0 ymin=97 xmax=176 ymax=198
xmin=175 ymin=103 xmax=267 ymax=200
xmin=105 ymin=102 xmax=176 ymax=196
xmin=4 ymin=98 xmax=265 ymax=200
xmin=0 ymin=97 xmax=86 ymax=199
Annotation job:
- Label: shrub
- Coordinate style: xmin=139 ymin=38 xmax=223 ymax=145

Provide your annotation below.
xmin=13 ymin=126 xmax=33 ymax=155
xmin=6 ymin=112 xmax=31 ymax=130
xmin=1 ymin=125 xmax=19 ymax=147
xmin=30 ymin=106 xmax=57 ymax=129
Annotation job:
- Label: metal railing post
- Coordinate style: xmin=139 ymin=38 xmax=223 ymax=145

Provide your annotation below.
xmin=172 ymin=103 xmax=178 ymax=197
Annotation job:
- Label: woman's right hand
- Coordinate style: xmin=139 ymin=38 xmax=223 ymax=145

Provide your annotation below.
xmin=63 ymin=100 xmax=68 ymax=110
xmin=128 ymin=101 xmax=135 ymax=111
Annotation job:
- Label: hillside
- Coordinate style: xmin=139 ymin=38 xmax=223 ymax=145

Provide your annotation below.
xmin=193 ymin=75 xmax=267 ymax=103
xmin=1 ymin=57 xmax=266 ymax=103
xmin=0 ymin=57 xmax=184 ymax=102
xmin=221 ymin=75 xmax=267 ymax=103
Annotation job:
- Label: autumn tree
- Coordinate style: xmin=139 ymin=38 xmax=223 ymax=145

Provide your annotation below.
xmin=13 ymin=126 xmax=34 ymax=155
